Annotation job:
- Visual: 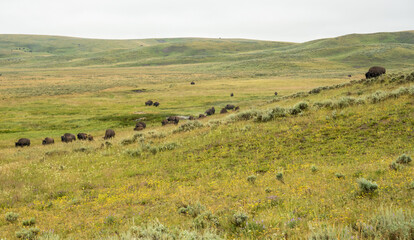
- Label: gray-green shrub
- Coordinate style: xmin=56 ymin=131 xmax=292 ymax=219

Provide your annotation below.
xmin=232 ymin=212 xmax=248 ymax=227
xmin=396 ymin=154 xmax=412 ymax=164
xmin=358 ymin=178 xmax=378 ymax=194
xmin=173 ymin=121 xmax=203 ymax=133
xmin=5 ymin=212 xmax=19 ymax=223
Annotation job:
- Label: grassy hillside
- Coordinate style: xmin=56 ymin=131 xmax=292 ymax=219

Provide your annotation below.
xmin=0 ymin=31 xmax=414 ymax=239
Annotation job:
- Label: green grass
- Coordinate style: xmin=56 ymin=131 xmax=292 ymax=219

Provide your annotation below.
xmin=0 ymin=31 xmax=414 ymax=239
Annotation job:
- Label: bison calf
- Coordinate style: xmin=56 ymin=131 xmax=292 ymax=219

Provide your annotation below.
xmin=145 ymin=100 xmax=153 ymax=106
xmin=15 ymin=138 xmax=30 ymax=147
xmin=153 ymin=102 xmax=160 ymax=107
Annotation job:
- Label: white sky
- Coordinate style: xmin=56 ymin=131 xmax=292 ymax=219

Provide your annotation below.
xmin=0 ymin=0 xmax=413 ymax=42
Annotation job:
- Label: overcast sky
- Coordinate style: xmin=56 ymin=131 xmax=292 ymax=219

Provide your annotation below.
xmin=0 ymin=0 xmax=413 ymax=43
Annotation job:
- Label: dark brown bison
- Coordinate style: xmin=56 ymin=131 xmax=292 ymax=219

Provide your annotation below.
xmin=134 ymin=122 xmax=147 ymax=131
xmin=205 ymin=107 xmax=215 ymax=116
xmin=235 ymin=106 xmax=240 ymax=111
xmin=161 ymin=119 xmax=169 ymax=126
xmin=274 ymin=92 xmax=278 ymax=96
xmin=230 ymin=93 xmax=234 ymax=97
xmin=225 ymin=104 xmax=235 ymax=110
xmin=153 ymin=102 xmax=160 ymax=107
xmin=77 ymin=133 xmax=88 ymax=140
xmin=189 ymin=116 xmax=195 ymax=120
xmin=104 ymin=129 xmax=115 ymax=139
xmin=87 ymin=135 xmax=94 ymax=141
xmin=220 ymin=108 xmax=228 ymax=114
xmin=348 ymin=75 xmax=352 ymax=77
xmin=61 ymin=133 xmax=76 ymax=143
xmin=191 ymin=81 xmax=195 ymax=85
xmin=365 ymin=66 xmax=386 ymax=79
xmin=42 ymin=137 xmax=54 ymax=145
xmin=145 ymin=100 xmax=153 ymax=106
xmin=15 ymin=138 xmax=30 ymax=147
xmin=167 ymin=116 xmax=179 ymax=124
xmin=198 ymin=114 xmax=206 ymax=119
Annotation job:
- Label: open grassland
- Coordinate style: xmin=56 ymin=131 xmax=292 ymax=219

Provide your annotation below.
xmin=0 ymin=32 xmax=414 ymax=239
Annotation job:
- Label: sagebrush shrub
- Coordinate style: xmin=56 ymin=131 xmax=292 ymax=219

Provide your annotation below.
xmin=178 ymin=203 xmax=206 ymax=218
xmin=311 ymin=166 xmax=318 ymax=173
xmin=396 ymin=154 xmax=412 ymax=164
xmin=22 ymin=218 xmax=36 ymax=226
xmin=5 ymin=212 xmax=19 ymax=223
xmin=358 ymin=178 xmax=378 ymax=194
xmin=15 ymin=228 xmax=40 ymax=239
xmin=173 ymin=121 xmax=203 ymax=133
xmin=247 ymin=175 xmax=257 ymax=184
xmin=232 ymin=212 xmax=248 ymax=227
xmin=276 ymin=172 xmax=284 ymax=183
xmin=193 ymin=211 xmax=219 ymax=229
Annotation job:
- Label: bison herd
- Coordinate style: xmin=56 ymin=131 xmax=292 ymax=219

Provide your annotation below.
xmin=14 ymin=67 xmax=386 ymax=148
xmin=15 ymin=129 xmax=115 ymax=148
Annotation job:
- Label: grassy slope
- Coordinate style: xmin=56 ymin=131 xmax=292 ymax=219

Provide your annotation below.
xmin=0 ymin=32 xmax=414 ymax=239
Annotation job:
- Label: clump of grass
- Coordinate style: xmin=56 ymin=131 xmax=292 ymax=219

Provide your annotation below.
xmin=276 ymin=172 xmax=285 ymax=184
xmin=173 ymin=121 xmax=203 ymax=133
xmin=255 ymin=106 xmax=286 ymax=122
xmin=247 ymin=175 xmax=257 ymax=184
xmin=311 ymin=166 xmax=318 ymax=173
xmin=5 ymin=212 xmax=19 ymax=223
xmin=22 ymin=218 xmax=36 ymax=226
xmin=178 ymin=203 xmax=206 ymax=218
xmin=358 ymin=178 xmax=378 ymax=194
xmin=265 ymin=188 xmax=272 ymax=193
xmin=15 ymin=227 xmax=40 ymax=239
xmin=104 ymin=215 xmax=116 ymax=225
xmin=335 ymin=173 xmax=345 ymax=179
xmin=359 ymin=208 xmax=414 ymax=239
xmin=124 ymin=149 xmax=142 ymax=157
xmin=120 ymin=138 xmax=135 ymax=146
xmin=226 ymin=109 xmax=261 ymax=122
xmin=232 ymin=212 xmax=248 ymax=227
xmin=308 ymin=225 xmax=353 ymax=239
xmin=390 ymin=161 xmax=404 ymax=171
xmin=409 ymin=181 xmax=414 ymax=189
xmin=395 ymin=154 xmax=412 ymax=164
xmin=193 ymin=211 xmax=220 ymax=229
xmin=147 ymin=131 xmax=166 ymax=139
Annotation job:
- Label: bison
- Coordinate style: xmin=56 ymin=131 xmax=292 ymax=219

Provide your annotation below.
xmin=189 ymin=116 xmax=195 ymax=120
xmin=274 ymin=92 xmax=278 ymax=96
xmin=153 ymin=102 xmax=160 ymax=107
xmin=161 ymin=119 xmax=169 ymax=126
xmin=198 ymin=114 xmax=206 ymax=119
xmin=348 ymin=75 xmax=352 ymax=77
xmin=104 ymin=129 xmax=115 ymax=139
xmin=87 ymin=135 xmax=94 ymax=141
xmin=235 ymin=106 xmax=240 ymax=111
xmin=220 ymin=108 xmax=228 ymax=114
xmin=134 ymin=122 xmax=146 ymax=131
xmin=191 ymin=81 xmax=195 ymax=85
xmin=15 ymin=138 xmax=30 ymax=147
xmin=61 ymin=133 xmax=76 ymax=143
xmin=77 ymin=133 xmax=88 ymax=140
xmin=230 ymin=93 xmax=234 ymax=97
xmin=42 ymin=137 xmax=54 ymax=145
xmin=205 ymin=107 xmax=215 ymax=116
xmin=167 ymin=116 xmax=179 ymax=124
xmin=225 ymin=104 xmax=235 ymax=110
xmin=365 ymin=66 xmax=386 ymax=79
xmin=145 ymin=100 xmax=153 ymax=106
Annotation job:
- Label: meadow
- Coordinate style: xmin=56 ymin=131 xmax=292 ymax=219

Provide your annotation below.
xmin=0 ymin=31 xmax=414 ymax=239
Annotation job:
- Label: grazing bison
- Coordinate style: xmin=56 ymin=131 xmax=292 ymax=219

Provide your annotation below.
xmin=235 ymin=106 xmax=240 ymax=111
xmin=168 ymin=116 xmax=179 ymax=124
xmin=191 ymin=81 xmax=195 ymax=85
xmin=205 ymin=107 xmax=215 ymax=116
xmin=348 ymin=75 xmax=352 ymax=77
xmin=153 ymin=102 xmax=160 ymax=107
xmin=225 ymin=104 xmax=235 ymax=110
xmin=145 ymin=100 xmax=153 ymax=106
xmin=77 ymin=133 xmax=88 ymax=140
xmin=15 ymin=138 xmax=30 ymax=147
xmin=104 ymin=129 xmax=115 ymax=139
xmin=189 ymin=116 xmax=195 ymax=120
xmin=61 ymin=133 xmax=76 ymax=143
xmin=198 ymin=114 xmax=206 ymax=119
xmin=161 ymin=119 xmax=169 ymax=126
xmin=230 ymin=93 xmax=234 ymax=97
xmin=134 ymin=122 xmax=147 ymax=131
xmin=87 ymin=135 xmax=94 ymax=141
xmin=274 ymin=92 xmax=278 ymax=96
xmin=42 ymin=137 xmax=54 ymax=145
xmin=220 ymin=108 xmax=228 ymax=114
xmin=365 ymin=66 xmax=386 ymax=79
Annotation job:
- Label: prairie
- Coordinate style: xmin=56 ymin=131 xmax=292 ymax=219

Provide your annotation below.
xmin=0 ymin=31 xmax=414 ymax=239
